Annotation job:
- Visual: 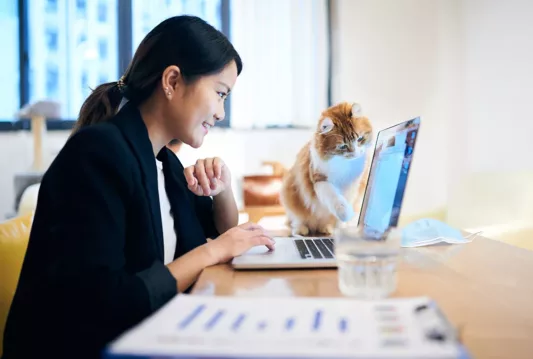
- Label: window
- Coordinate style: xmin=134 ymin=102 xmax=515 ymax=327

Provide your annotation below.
xmin=45 ymin=0 xmax=58 ymax=13
xmin=76 ymin=0 xmax=87 ymax=17
xmin=77 ymin=32 xmax=87 ymax=46
xmin=76 ymin=0 xmax=86 ymax=11
xmin=229 ymin=0 xmax=329 ymax=128
xmin=131 ymin=0 xmax=222 ymax=52
xmin=97 ymin=1 xmax=107 ymax=23
xmin=81 ymin=70 xmax=89 ymax=98
xmin=46 ymin=64 xmax=59 ymax=97
xmin=45 ymin=27 xmax=58 ymax=51
xmin=27 ymin=0 xmax=118 ymax=118
xmin=98 ymin=38 xmax=108 ymax=59
xmin=0 ymin=0 xmax=19 ymax=118
xmin=3 ymin=0 xmax=256 ymax=127
xmin=98 ymin=73 xmax=108 ymax=85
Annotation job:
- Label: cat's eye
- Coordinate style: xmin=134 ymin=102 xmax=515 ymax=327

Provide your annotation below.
xmin=357 ymin=137 xmax=366 ymax=144
xmin=338 ymin=144 xmax=349 ymax=150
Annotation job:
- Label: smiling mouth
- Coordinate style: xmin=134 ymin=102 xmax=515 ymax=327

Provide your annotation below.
xmin=202 ymin=122 xmax=213 ymax=131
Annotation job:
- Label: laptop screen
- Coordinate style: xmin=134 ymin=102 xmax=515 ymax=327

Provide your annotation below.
xmin=357 ymin=118 xmax=420 ymax=233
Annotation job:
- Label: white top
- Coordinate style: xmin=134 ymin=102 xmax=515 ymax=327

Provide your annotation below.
xmin=156 ymin=159 xmax=177 ymax=264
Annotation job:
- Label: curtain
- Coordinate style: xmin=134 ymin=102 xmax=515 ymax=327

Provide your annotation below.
xmin=229 ymin=0 xmax=329 ymax=129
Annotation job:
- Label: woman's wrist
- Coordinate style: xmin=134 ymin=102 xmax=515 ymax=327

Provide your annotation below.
xmin=212 ymin=186 xmax=239 ymax=233
xmin=214 ymin=185 xmax=233 ymax=199
xmin=166 ymin=242 xmax=218 ymax=279
xmin=201 ymin=240 xmax=220 ymax=267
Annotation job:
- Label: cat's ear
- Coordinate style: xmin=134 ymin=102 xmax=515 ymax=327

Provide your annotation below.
xmin=351 ymin=103 xmax=363 ymax=118
xmin=318 ymin=117 xmax=334 ymax=134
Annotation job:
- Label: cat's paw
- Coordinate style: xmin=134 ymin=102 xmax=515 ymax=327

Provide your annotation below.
xmin=292 ymin=224 xmax=310 ymax=237
xmin=318 ymin=224 xmax=335 ymax=235
xmin=334 ymin=200 xmax=355 ymax=222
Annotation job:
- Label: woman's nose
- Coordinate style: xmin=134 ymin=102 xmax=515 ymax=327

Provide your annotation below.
xmin=215 ymin=105 xmax=225 ymax=122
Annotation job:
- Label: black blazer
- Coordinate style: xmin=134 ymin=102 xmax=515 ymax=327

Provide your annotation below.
xmin=3 ymin=103 xmax=220 ymax=359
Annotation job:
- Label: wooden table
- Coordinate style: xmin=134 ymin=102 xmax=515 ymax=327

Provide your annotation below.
xmin=192 ymin=234 xmax=533 ymax=359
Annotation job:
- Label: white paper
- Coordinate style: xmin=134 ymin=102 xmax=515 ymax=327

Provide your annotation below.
xmin=106 ymin=295 xmax=463 ymax=359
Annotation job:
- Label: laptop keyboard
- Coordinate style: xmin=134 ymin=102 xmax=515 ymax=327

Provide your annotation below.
xmin=294 ymin=238 xmax=335 ymax=259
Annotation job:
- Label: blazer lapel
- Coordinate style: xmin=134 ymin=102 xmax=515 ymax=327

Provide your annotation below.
xmin=111 ymin=103 xmax=164 ymax=261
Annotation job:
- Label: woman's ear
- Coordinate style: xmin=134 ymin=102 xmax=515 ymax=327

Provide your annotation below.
xmin=161 ymin=65 xmax=182 ymax=98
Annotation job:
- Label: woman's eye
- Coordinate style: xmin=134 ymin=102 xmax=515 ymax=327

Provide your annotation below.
xmin=217 ymin=92 xmax=227 ymax=99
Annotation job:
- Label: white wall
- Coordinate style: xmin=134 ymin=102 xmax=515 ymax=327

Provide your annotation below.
xmin=331 ymin=0 xmax=462 ymax=216
xmin=332 ymin=0 xmax=533 ymax=229
xmin=461 ymin=0 xmax=533 ymax=172
xmin=446 ymin=0 xmax=533 ymax=229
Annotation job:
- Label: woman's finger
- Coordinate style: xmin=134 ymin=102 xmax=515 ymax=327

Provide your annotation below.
xmin=183 ymin=166 xmax=196 ymax=187
xmin=194 ymin=160 xmax=211 ymax=195
xmin=264 ymin=242 xmax=275 ymax=251
xmin=238 ymin=222 xmax=264 ymax=231
xmin=250 ymin=235 xmax=276 ymax=250
xmin=184 ymin=167 xmax=203 ymax=195
xmin=250 ymin=228 xmax=267 ymax=238
xmin=213 ymin=157 xmax=223 ymax=179
xmin=188 ymin=183 xmax=203 ymax=196
xmin=204 ymin=159 xmax=217 ymax=190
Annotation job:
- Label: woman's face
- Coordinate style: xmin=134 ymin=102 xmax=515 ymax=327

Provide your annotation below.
xmin=164 ymin=61 xmax=238 ymax=148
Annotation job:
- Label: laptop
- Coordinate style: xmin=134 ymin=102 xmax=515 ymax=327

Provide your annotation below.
xmin=232 ymin=117 xmax=421 ymax=269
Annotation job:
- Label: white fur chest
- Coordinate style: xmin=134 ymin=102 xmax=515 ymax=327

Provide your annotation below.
xmin=311 ymin=148 xmax=366 ymax=191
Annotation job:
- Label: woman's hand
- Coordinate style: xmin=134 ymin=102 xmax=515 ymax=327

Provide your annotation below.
xmin=184 ymin=157 xmax=231 ymax=196
xmin=204 ymin=222 xmax=276 ymax=264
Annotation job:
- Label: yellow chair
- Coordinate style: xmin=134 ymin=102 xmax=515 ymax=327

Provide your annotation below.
xmin=0 ymin=213 xmax=33 ymax=356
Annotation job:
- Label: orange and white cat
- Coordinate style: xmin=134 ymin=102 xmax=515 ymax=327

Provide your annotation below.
xmin=280 ymin=102 xmax=373 ymax=236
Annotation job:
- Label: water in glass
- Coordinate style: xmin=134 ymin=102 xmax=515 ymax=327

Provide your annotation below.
xmin=334 ymin=224 xmax=401 ymax=299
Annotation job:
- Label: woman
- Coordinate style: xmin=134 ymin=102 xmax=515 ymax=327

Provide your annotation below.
xmin=3 ymin=15 xmax=274 ymax=359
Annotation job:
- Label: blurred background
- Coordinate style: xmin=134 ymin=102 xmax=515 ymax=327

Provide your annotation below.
xmin=0 ymin=0 xmax=532 ymax=249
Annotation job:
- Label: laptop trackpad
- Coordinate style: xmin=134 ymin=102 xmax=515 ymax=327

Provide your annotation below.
xmin=242 ymin=245 xmax=274 ymax=255
xmin=236 ymin=237 xmax=295 ymax=257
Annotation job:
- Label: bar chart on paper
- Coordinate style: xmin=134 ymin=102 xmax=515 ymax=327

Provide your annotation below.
xmin=107 ymin=295 xmax=462 ymax=359
xmin=176 ymin=302 xmax=349 ymax=337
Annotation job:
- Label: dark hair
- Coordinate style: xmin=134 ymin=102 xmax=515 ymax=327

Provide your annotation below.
xmin=72 ymin=15 xmax=242 ymax=134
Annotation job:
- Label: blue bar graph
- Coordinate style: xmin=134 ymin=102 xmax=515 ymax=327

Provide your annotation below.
xmin=178 ymin=304 xmax=206 ymax=329
xmin=313 ymin=310 xmax=322 ymax=331
xmin=339 ymin=318 xmax=348 ymax=333
xmin=178 ymin=305 xmax=350 ymax=335
xmin=285 ymin=317 xmax=295 ymax=331
xmin=257 ymin=321 xmax=267 ymax=331
xmin=205 ymin=310 xmax=225 ymax=330
xmin=232 ymin=313 xmax=246 ymax=331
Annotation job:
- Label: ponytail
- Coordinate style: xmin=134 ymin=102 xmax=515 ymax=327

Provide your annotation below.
xmin=71 ymin=81 xmax=123 ymax=136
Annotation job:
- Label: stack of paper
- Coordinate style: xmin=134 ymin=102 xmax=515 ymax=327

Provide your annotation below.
xmin=106 ymin=295 xmax=467 ymax=359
